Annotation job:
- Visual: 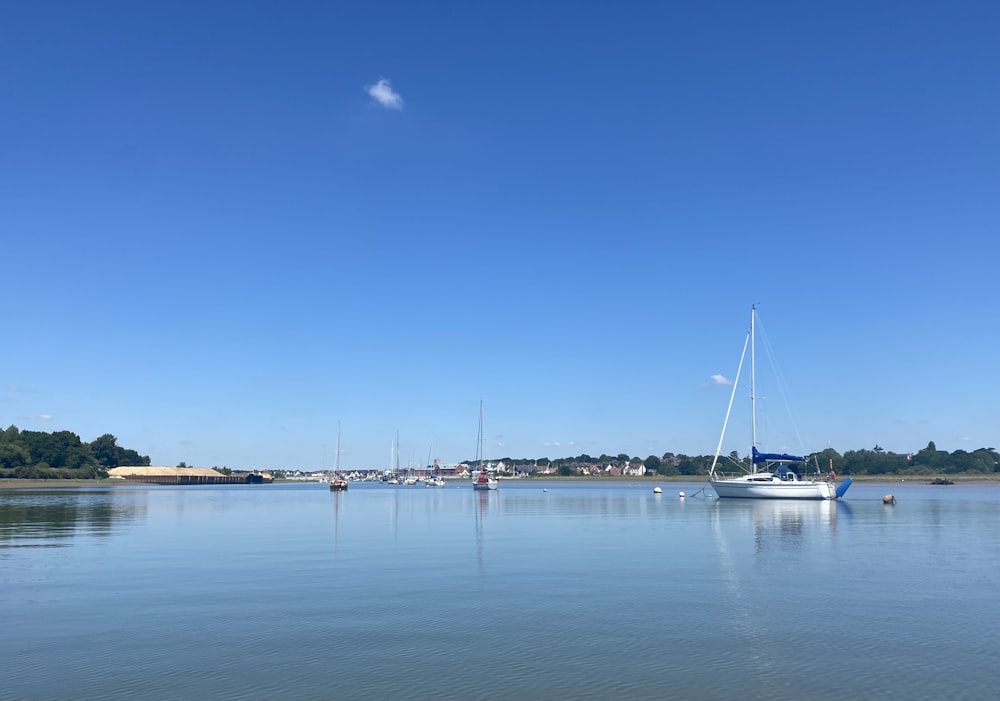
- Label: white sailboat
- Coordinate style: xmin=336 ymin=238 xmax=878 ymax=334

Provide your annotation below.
xmin=708 ymin=306 xmax=852 ymax=500
xmin=472 ymin=401 xmax=498 ymax=491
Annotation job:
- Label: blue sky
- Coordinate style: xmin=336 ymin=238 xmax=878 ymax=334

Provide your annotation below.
xmin=2 ymin=1 xmax=997 ymax=470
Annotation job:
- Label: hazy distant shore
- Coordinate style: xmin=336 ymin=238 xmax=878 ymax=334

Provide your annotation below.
xmin=2 ymin=474 xmax=999 ymax=490
xmin=526 ymin=474 xmax=1000 ymax=484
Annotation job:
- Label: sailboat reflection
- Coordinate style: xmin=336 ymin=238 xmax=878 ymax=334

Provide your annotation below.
xmin=330 ymin=489 xmax=344 ymax=551
xmin=474 ymin=490 xmax=491 ymax=571
xmin=713 ymin=498 xmax=849 ymax=553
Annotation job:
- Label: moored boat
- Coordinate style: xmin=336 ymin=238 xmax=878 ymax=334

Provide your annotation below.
xmin=472 ymin=401 xmax=498 ymax=491
xmin=708 ymin=306 xmax=851 ymax=500
xmin=329 ymin=421 xmax=348 ymax=491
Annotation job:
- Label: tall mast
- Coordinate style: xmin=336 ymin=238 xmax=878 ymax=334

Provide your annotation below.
xmin=335 ymin=420 xmax=341 ymax=473
xmin=478 ymin=400 xmax=484 ymax=472
xmin=750 ymin=305 xmax=757 ymax=469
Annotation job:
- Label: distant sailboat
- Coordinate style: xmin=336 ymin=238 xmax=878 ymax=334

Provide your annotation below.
xmin=472 ymin=401 xmax=498 ymax=491
xmin=708 ymin=306 xmax=851 ymax=500
xmin=329 ymin=420 xmax=347 ymax=491
xmin=383 ymin=433 xmax=398 ymax=484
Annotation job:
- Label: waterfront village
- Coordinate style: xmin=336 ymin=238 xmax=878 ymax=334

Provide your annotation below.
xmin=103 ymin=456 xmax=659 ymax=486
xmin=283 ymin=457 xmax=653 ymax=484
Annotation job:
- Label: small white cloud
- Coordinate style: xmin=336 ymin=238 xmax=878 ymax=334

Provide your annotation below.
xmin=544 ymin=441 xmax=561 ymax=447
xmin=366 ymin=78 xmax=404 ymax=109
xmin=711 ymin=374 xmax=732 ymax=386
xmin=38 ymin=413 xmax=52 ymax=420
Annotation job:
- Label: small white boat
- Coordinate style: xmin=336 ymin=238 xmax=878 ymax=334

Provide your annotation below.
xmin=708 ymin=306 xmax=851 ymax=500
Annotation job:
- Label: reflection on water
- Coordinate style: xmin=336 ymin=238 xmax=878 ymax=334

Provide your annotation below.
xmin=0 ymin=489 xmax=144 ymax=549
xmin=753 ymin=499 xmax=834 ymax=551
xmin=2 ymin=481 xmax=998 ymax=701
xmin=708 ymin=497 xmax=857 ymax=554
xmin=474 ymin=489 xmax=491 ymax=571
xmin=330 ymin=489 xmax=343 ymax=550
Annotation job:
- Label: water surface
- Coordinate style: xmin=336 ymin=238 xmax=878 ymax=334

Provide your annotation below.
xmin=2 ymin=480 xmax=997 ymax=700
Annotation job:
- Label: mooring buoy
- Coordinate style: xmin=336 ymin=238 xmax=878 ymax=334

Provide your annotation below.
xmin=883 ymin=494 xmax=896 ymax=505
xmin=653 ymin=487 xmax=662 ymax=494
xmin=679 ymin=491 xmax=685 ymax=498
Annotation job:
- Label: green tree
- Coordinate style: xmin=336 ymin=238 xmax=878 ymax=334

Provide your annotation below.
xmin=0 ymin=442 xmax=30 ymax=469
xmin=913 ymin=441 xmax=947 ymax=471
xmin=63 ymin=444 xmax=95 ymax=470
xmin=970 ymin=448 xmax=999 ymax=473
xmin=90 ymin=434 xmax=121 ymax=467
xmin=644 ymin=455 xmax=662 ymax=474
xmin=677 ymin=455 xmax=705 ymax=476
xmin=18 ymin=430 xmax=86 ymax=469
xmin=119 ymin=448 xmax=150 ymax=466
xmin=659 ymin=453 xmax=679 ymax=476
xmin=14 ymin=463 xmax=44 ymax=479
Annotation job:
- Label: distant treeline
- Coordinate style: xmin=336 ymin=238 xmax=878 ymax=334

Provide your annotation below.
xmin=0 ymin=426 xmax=150 ymax=479
xmin=2 ymin=424 xmax=996 ymax=481
xmin=474 ymin=441 xmax=1000 ymax=477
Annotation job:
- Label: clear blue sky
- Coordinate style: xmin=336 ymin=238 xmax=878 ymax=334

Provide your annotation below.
xmin=2 ymin=1 xmax=997 ymax=470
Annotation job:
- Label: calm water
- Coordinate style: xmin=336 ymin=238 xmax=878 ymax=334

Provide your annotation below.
xmin=2 ymin=480 xmax=998 ymax=701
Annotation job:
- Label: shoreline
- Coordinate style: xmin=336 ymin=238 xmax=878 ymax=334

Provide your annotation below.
xmin=0 ymin=479 xmax=146 ymax=489
xmin=2 ymin=474 xmax=999 ymax=490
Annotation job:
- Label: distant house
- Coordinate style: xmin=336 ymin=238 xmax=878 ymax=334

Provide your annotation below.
xmin=436 ymin=463 xmax=460 ymax=477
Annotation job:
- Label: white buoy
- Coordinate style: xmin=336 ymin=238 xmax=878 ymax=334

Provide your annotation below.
xmin=543 ymin=488 xmax=548 ymax=492
xmin=883 ymin=494 xmax=896 ymax=505
xmin=653 ymin=487 xmax=662 ymax=494
xmin=679 ymin=491 xmax=685 ymax=498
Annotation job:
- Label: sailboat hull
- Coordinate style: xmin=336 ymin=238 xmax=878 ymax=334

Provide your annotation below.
xmin=710 ymin=476 xmax=839 ymax=500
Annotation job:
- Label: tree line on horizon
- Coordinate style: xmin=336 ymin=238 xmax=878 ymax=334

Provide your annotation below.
xmin=1 ymin=425 xmax=996 ymax=479
xmin=465 ymin=441 xmax=999 ymax=477
xmin=0 ymin=426 xmax=150 ymax=479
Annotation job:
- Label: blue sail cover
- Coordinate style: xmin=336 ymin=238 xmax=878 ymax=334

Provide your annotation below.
xmin=752 ymin=446 xmax=805 ymax=463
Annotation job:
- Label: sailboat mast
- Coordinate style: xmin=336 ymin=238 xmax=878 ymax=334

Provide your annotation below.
xmin=478 ymin=401 xmax=484 ymax=472
xmin=750 ymin=305 xmax=757 ymax=472
xmin=335 ymin=420 xmax=341 ymax=473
